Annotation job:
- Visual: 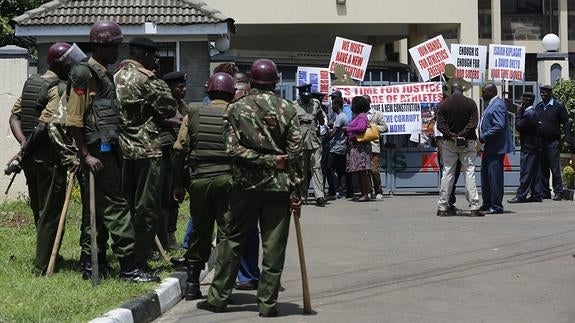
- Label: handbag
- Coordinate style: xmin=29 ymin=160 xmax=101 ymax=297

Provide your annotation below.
xmin=356 ymin=123 xmax=380 ymax=142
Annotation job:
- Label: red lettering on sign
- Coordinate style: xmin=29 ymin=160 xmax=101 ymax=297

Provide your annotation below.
xmin=422 ymin=153 xmax=439 ymax=172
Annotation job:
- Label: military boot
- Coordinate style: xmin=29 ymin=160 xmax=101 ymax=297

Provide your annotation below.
xmin=184 ymin=263 xmax=202 ymax=300
xmin=119 ymin=257 xmax=160 ymax=283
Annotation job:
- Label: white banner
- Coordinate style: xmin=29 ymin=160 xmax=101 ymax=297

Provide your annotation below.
xmin=488 ymin=44 xmax=526 ymax=81
xmin=296 ymin=67 xmax=331 ymax=94
xmin=408 ymin=35 xmax=452 ymax=81
xmin=450 ymin=44 xmax=487 ymax=82
xmin=332 ymin=82 xmax=443 ymax=135
xmin=328 ymin=37 xmax=372 ymax=81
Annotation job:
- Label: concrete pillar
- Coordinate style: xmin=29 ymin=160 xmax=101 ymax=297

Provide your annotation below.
xmin=537 ymin=52 xmax=569 ymax=85
xmin=0 ymin=49 xmax=30 ymax=199
xmin=179 ymin=41 xmax=210 ymax=102
xmin=559 ymin=0 xmax=568 ymax=53
xmin=396 ymin=39 xmax=408 ymax=65
xmin=491 ymin=0 xmax=501 ymax=43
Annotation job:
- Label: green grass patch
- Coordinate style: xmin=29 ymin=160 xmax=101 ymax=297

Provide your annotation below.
xmin=0 ymin=195 xmax=190 ymax=322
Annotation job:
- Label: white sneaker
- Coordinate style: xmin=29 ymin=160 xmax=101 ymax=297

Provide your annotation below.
xmin=375 ymin=193 xmax=384 ymax=200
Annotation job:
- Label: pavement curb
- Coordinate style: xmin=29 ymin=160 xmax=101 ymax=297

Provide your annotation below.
xmin=88 ymin=248 xmax=217 ymax=323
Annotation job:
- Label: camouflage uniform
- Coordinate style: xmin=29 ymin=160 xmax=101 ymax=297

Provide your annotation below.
xmin=206 ymin=88 xmax=303 ymax=314
xmin=114 ymin=59 xmax=177 ymax=266
xmin=11 ymin=70 xmax=68 ymax=274
xmin=294 ymin=98 xmax=324 ymax=201
xmin=157 ymin=97 xmax=187 ymax=250
xmin=66 ymin=57 xmax=136 ymax=271
xmin=173 ymin=99 xmax=232 ymax=276
xmin=48 ymin=91 xmax=102 ymax=270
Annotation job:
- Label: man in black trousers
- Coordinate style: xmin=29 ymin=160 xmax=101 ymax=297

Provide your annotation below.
xmin=508 ymin=92 xmax=543 ymax=203
xmin=535 ymin=85 xmax=573 ymax=201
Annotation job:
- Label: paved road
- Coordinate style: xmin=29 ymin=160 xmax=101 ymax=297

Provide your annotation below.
xmin=156 ymin=195 xmax=575 ymax=323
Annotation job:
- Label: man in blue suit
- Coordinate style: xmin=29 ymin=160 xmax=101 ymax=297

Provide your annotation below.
xmin=479 ymin=83 xmax=514 ymax=214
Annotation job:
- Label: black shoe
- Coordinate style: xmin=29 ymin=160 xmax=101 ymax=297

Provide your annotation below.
xmin=345 ymin=194 xmax=355 ymax=199
xmin=507 ymin=197 xmax=527 ymax=203
xmin=526 ymin=196 xmax=543 ymax=202
xmin=479 ymin=205 xmax=490 ymax=211
xmin=483 ymin=208 xmax=503 ymax=214
xmin=170 ymin=257 xmax=188 ymax=267
xmin=259 ymin=309 xmax=279 ymax=317
xmin=469 ymin=210 xmax=485 ymax=217
xmin=315 ymin=197 xmax=326 ymax=207
xmin=234 ymin=281 xmax=258 ymax=290
xmin=147 ymin=251 xmax=162 ymax=262
xmin=325 ymin=195 xmax=337 ymax=201
xmin=197 ymin=300 xmax=226 ymax=313
xmin=436 ymin=209 xmax=454 ymax=217
xmin=542 ymin=194 xmax=552 ymax=199
xmin=120 ymin=269 xmax=160 ymax=283
xmin=184 ymin=282 xmax=202 ymax=300
xmin=81 ymin=264 xmax=110 ymax=280
xmin=552 ymin=194 xmax=563 ymax=201
xmin=446 ymin=205 xmax=459 ymax=215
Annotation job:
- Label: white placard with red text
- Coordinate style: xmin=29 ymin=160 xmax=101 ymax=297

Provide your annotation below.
xmin=450 ymin=44 xmax=487 ymax=82
xmin=408 ymin=35 xmax=452 ymax=81
xmin=488 ymin=44 xmax=525 ymax=81
xmin=328 ymin=37 xmax=372 ymax=81
xmin=332 ymin=82 xmax=442 ymax=135
xmin=296 ymin=67 xmax=331 ymax=94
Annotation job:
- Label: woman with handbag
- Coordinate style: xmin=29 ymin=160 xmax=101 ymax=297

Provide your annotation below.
xmin=345 ymin=96 xmax=373 ymax=202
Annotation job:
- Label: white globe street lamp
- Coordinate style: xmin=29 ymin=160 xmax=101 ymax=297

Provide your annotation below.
xmin=542 ymin=33 xmax=560 ymax=52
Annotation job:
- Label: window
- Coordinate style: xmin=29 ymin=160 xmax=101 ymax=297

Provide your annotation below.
xmin=156 ymin=42 xmax=176 ymax=78
xmin=502 ymin=0 xmax=543 ymax=14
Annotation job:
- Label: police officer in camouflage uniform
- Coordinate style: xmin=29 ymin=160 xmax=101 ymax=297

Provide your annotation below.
xmin=8 ymin=43 xmax=73 ymax=275
xmin=197 ymin=59 xmax=303 ymax=317
xmin=67 ymin=21 xmax=158 ymax=282
xmin=157 ymin=71 xmax=187 ymax=251
xmin=294 ymin=83 xmax=326 ymax=206
xmin=114 ymin=37 xmax=177 ymax=270
xmin=172 ymin=72 xmax=235 ymax=300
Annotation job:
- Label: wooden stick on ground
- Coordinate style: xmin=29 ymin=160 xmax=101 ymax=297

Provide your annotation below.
xmin=46 ymin=171 xmax=75 ymax=276
xmin=293 ymin=209 xmax=312 ymax=314
xmin=89 ymin=171 xmax=99 ymax=287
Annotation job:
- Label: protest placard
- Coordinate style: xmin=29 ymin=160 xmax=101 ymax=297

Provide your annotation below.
xmin=328 ymin=37 xmax=372 ymax=81
xmin=296 ymin=67 xmax=331 ymax=94
xmin=408 ymin=35 xmax=452 ymax=81
xmin=450 ymin=44 xmax=487 ymax=82
xmin=332 ymin=82 xmax=442 ymax=135
xmin=488 ymin=44 xmax=525 ymax=81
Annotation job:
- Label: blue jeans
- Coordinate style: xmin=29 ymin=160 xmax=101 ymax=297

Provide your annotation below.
xmin=183 ymin=218 xmax=260 ymax=283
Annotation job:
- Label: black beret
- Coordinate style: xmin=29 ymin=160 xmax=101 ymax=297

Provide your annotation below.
xmin=129 ymin=37 xmax=158 ymax=50
xmin=311 ymin=92 xmax=325 ymax=101
xmin=540 ymin=85 xmax=553 ymax=91
xmin=296 ymin=83 xmax=312 ymax=91
xmin=162 ymin=71 xmax=187 ymax=84
xmin=522 ymin=92 xmax=535 ymax=99
xmin=329 ymin=90 xmax=343 ymax=98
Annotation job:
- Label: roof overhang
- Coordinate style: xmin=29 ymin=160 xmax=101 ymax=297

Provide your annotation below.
xmin=15 ymin=22 xmax=230 ymax=38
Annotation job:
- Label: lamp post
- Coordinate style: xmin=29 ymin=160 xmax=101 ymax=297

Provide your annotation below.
xmin=537 ymin=33 xmax=568 ymax=86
